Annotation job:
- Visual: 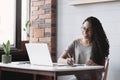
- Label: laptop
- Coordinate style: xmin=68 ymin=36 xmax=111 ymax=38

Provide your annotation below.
xmin=25 ymin=43 xmax=53 ymax=66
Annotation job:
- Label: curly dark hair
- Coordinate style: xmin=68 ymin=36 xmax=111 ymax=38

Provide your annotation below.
xmin=83 ymin=16 xmax=109 ymax=65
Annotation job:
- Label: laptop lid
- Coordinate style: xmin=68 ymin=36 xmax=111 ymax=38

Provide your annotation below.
xmin=25 ymin=43 xmax=53 ymax=66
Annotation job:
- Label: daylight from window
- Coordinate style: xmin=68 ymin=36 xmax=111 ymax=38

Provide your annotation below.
xmin=22 ymin=0 xmax=30 ymax=41
xmin=0 ymin=0 xmax=29 ymax=47
xmin=0 ymin=0 xmax=15 ymax=46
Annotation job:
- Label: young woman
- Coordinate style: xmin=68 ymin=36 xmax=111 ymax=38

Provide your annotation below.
xmin=58 ymin=16 xmax=109 ymax=80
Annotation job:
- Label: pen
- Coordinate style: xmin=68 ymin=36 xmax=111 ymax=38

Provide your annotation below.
xmin=67 ymin=53 xmax=74 ymax=65
xmin=67 ymin=53 xmax=72 ymax=58
xmin=68 ymin=53 xmax=74 ymax=61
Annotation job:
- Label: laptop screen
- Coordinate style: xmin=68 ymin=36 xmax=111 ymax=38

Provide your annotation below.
xmin=25 ymin=43 xmax=53 ymax=66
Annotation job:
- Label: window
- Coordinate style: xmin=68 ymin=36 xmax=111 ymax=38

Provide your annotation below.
xmin=0 ymin=0 xmax=21 ymax=49
xmin=22 ymin=0 xmax=30 ymax=41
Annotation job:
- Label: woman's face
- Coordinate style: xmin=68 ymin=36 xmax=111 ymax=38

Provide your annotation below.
xmin=81 ymin=21 xmax=93 ymax=39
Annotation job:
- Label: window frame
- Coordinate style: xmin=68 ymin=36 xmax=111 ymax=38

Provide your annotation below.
xmin=15 ymin=0 xmax=21 ymax=49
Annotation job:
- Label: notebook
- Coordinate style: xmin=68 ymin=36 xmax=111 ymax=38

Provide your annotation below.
xmin=25 ymin=43 xmax=53 ymax=66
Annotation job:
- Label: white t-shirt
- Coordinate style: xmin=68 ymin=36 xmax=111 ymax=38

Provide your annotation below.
xmin=66 ymin=39 xmax=92 ymax=64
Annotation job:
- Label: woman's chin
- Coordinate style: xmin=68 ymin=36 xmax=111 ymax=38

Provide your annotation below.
xmin=83 ymin=36 xmax=88 ymax=38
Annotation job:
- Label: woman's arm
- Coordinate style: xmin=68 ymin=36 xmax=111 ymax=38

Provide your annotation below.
xmin=57 ymin=50 xmax=74 ymax=65
xmin=57 ymin=50 xmax=68 ymax=64
xmin=86 ymin=59 xmax=97 ymax=65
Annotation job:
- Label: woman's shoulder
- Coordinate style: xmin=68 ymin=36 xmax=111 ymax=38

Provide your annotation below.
xmin=72 ymin=38 xmax=81 ymax=44
xmin=73 ymin=38 xmax=81 ymax=42
xmin=68 ymin=38 xmax=81 ymax=45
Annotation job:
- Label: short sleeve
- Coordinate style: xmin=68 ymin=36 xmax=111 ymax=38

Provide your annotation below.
xmin=66 ymin=40 xmax=76 ymax=55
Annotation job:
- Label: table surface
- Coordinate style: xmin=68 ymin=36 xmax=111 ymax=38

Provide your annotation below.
xmin=0 ymin=61 xmax=104 ymax=72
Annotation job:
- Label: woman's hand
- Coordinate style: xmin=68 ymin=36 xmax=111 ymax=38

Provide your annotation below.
xmin=67 ymin=58 xmax=74 ymax=65
xmin=86 ymin=59 xmax=96 ymax=65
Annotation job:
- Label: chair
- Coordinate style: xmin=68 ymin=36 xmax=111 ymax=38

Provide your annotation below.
xmin=102 ymin=57 xmax=109 ymax=80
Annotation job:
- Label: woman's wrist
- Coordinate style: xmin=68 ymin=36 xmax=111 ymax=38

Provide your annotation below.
xmin=57 ymin=58 xmax=68 ymax=64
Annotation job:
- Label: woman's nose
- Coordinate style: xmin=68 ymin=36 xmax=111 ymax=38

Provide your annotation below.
xmin=84 ymin=30 xmax=88 ymax=33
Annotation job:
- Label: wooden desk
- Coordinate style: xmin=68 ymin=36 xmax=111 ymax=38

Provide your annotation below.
xmin=0 ymin=62 xmax=104 ymax=80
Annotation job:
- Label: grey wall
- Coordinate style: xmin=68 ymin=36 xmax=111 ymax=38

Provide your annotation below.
xmin=57 ymin=0 xmax=120 ymax=80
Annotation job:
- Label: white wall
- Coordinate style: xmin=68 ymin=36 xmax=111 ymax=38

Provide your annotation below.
xmin=57 ymin=0 xmax=120 ymax=80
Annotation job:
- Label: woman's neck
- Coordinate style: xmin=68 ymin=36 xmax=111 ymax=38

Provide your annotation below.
xmin=80 ymin=38 xmax=92 ymax=46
